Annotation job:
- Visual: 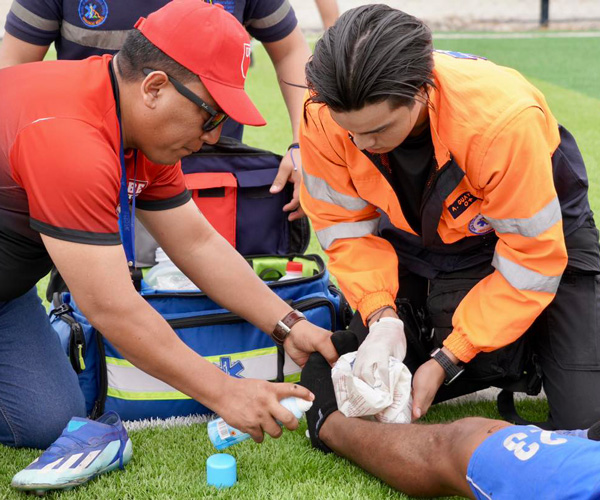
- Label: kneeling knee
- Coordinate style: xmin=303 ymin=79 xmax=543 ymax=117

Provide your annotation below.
xmin=14 ymin=394 xmax=86 ymax=449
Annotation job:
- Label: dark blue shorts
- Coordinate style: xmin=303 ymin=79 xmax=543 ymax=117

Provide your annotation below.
xmin=467 ymin=425 xmax=600 ymax=499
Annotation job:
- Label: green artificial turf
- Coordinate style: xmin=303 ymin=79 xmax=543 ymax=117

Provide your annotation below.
xmin=434 ymin=36 xmax=600 ymax=99
xmin=0 ymin=398 xmax=549 ymax=500
xmin=0 ymin=395 xmax=550 ymax=500
xmin=1 ymin=33 xmax=598 ymax=499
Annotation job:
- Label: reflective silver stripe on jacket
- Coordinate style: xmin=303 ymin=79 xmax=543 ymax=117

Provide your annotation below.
xmin=303 ymin=171 xmax=369 ymax=211
xmin=245 ymin=0 xmax=291 ymax=30
xmin=10 ymin=2 xmax=59 ymax=31
xmin=492 ymin=253 xmax=561 ymax=294
xmin=486 ymin=197 xmax=561 ymax=237
xmin=62 ymin=21 xmax=130 ymax=50
xmin=316 ymin=218 xmax=380 ymax=250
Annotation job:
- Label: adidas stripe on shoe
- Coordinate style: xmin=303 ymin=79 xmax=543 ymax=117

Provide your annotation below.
xmin=11 ymin=411 xmax=132 ymax=493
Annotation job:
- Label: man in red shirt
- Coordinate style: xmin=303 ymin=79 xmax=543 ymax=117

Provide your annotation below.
xmin=0 ymin=0 xmax=335 ymax=449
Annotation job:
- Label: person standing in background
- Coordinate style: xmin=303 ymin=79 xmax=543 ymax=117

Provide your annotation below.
xmin=0 ymin=0 xmax=310 ymax=218
xmin=315 ymin=0 xmax=339 ymax=30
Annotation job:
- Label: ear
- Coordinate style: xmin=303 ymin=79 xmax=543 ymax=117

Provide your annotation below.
xmin=418 ymin=85 xmax=431 ymax=105
xmin=141 ymin=71 xmax=169 ymax=109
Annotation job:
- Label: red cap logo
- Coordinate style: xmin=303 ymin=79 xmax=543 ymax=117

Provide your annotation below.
xmin=241 ymin=43 xmax=251 ymax=80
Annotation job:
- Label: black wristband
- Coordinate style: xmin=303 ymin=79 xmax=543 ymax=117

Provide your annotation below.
xmin=430 ymin=348 xmax=464 ymax=385
xmin=366 ymin=305 xmax=396 ymax=325
xmin=287 ymin=142 xmax=300 ymax=151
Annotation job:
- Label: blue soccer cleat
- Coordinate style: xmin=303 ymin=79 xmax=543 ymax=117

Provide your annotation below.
xmin=11 ymin=411 xmax=132 ymax=494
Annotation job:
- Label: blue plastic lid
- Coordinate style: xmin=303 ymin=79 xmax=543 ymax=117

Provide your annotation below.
xmin=206 ymin=453 xmax=237 ymax=488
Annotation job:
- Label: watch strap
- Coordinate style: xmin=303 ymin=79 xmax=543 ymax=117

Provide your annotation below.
xmin=430 ymin=348 xmax=464 ymax=385
xmin=272 ymin=310 xmax=306 ymax=346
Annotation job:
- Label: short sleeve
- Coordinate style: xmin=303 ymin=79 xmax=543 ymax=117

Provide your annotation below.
xmin=10 ymin=117 xmax=122 ymax=245
xmin=4 ymin=0 xmax=62 ymax=46
xmin=135 ymin=156 xmax=191 ymax=212
xmin=243 ymin=0 xmax=297 ymax=43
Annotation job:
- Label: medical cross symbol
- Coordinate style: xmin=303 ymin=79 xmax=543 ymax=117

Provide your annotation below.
xmin=86 ymin=4 xmax=100 ymax=19
xmin=216 ymin=357 xmax=245 ymax=378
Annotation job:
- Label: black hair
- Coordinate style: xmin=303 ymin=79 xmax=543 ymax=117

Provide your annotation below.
xmin=116 ymin=30 xmax=197 ymax=83
xmin=305 ymin=4 xmax=435 ymax=113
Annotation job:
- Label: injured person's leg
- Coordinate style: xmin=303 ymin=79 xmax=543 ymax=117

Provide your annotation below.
xmin=300 ymin=330 xmax=600 ymax=499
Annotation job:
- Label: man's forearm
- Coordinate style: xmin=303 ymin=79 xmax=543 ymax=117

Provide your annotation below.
xmin=139 ymin=203 xmax=293 ymax=336
xmin=166 ymin=230 xmax=292 ymax=336
xmin=277 ymin=63 xmax=307 ymax=141
xmin=265 ymin=28 xmax=312 ymax=141
xmin=84 ymin=293 xmax=230 ymax=410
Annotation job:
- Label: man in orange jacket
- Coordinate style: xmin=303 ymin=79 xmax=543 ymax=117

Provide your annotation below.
xmin=299 ymin=4 xmax=600 ymax=430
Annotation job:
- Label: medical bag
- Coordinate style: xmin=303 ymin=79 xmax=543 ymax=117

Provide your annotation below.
xmin=134 ymin=137 xmax=310 ymax=266
xmin=49 ymin=254 xmax=352 ymax=421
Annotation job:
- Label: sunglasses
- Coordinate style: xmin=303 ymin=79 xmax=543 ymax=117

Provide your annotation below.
xmin=142 ymin=68 xmax=229 ymax=132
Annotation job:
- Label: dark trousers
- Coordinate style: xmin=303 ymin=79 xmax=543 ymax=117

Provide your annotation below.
xmin=350 ymin=263 xmax=600 ymax=429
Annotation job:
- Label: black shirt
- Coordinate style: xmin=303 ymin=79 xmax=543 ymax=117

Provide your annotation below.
xmin=387 ymin=127 xmax=436 ymax=235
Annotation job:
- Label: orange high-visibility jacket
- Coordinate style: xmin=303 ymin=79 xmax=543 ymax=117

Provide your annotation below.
xmin=299 ymin=51 xmax=569 ymax=363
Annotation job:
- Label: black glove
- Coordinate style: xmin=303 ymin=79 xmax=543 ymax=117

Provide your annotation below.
xmin=299 ymin=329 xmax=360 ymax=453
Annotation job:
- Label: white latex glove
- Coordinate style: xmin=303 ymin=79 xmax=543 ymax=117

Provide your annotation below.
xmin=352 ymin=317 xmax=407 ymax=390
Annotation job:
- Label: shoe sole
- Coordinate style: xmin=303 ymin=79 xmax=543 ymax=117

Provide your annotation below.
xmin=12 ymin=438 xmax=133 ymax=494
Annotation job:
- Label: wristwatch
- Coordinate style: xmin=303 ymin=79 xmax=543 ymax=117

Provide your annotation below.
xmin=272 ymin=310 xmax=306 ymax=346
xmin=430 ymin=348 xmax=464 ymax=385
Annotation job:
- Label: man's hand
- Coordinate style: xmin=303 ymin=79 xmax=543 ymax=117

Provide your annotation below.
xmin=353 ymin=316 xmax=407 ymax=389
xmin=284 ymin=322 xmax=338 ymax=368
xmin=411 ymin=358 xmax=446 ymax=421
xmin=412 ymin=347 xmax=462 ymax=420
xmin=269 ymin=148 xmax=305 ymax=221
xmin=214 ymin=377 xmax=314 ymax=442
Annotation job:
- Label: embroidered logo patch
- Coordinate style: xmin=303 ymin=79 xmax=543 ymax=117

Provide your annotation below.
xmin=468 ymin=214 xmax=494 ymax=235
xmin=448 ymin=191 xmax=478 ymax=219
xmin=78 ymin=0 xmax=108 ymax=27
xmin=241 ymin=42 xmax=251 ymax=80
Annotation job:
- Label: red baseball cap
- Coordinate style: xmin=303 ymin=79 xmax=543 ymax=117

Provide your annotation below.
xmin=134 ymin=0 xmax=266 ymax=127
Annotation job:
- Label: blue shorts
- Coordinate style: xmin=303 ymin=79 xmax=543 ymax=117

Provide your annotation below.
xmin=467 ymin=425 xmax=600 ymax=500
